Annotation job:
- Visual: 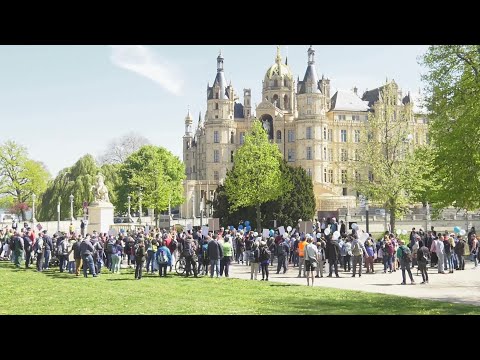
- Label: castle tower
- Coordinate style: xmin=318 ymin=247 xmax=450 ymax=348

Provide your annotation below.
xmin=296 ymin=46 xmax=327 ymax=185
xmin=205 ymin=52 xmax=236 ymax=184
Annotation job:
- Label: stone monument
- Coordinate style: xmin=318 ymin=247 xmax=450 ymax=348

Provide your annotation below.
xmin=87 ymin=174 xmax=114 ymax=234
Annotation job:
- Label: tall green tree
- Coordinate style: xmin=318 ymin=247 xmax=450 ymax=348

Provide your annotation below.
xmin=38 ymin=154 xmax=99 ymax=221
xmin=0 ymin=141 xmax=50 ymax=220
xmin=119 ymin=145 xmax=185 ymax=223
xmin=224 ymin=120 xmax=286 ymax=232
xmin=353 ymin=82 xmax=428 ymax=232
xmin=421 ymin=45 xmax=480 ymax=211
xmin=213 ymin=160 xmax=315 ymax=229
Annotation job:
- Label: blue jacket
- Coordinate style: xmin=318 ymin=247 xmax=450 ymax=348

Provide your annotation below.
xmin=156 ymin=246 xmax=172 ymax=266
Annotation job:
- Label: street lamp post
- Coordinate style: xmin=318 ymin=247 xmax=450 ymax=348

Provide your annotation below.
xmin=127 ymin=195 xmax=132 ymax=222
xmin=138 ymin=191 xmax=143 ymax=226
xmin=69 ymin=194 xmax=74 ymax=222
xmin=365 ymin=198 xmax=369 ymax=234
xmin=57 ymin=198 xmax=61 ymax=233
xmin=31 ymin=193 xmax=37 ymax=224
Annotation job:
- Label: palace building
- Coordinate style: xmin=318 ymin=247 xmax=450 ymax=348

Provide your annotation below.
xmin=180 ymin=46 xmax=428 ymax=219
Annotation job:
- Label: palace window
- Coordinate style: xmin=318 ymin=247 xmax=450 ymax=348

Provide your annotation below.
xmin=214 ymin=150 xmax=219 ymax=163
xmin=288 ymin=149 xmax=295 ymax=162
xmin=341 ymin=170 xmax=347 ymax=184
xmin=214 ymin=131 xmax=219 ymax=143
xmin=306 ymin=127 xmax=312 ymax=139
xmin=240 ymin=132 xmax=245 ymax=145
xmin=288 ymin=130 xmax=295 ymax=142
xmin=341 ymin=149 xmax=348 ymax=162
xmin=214 ymin=171 xmax=219 ymax=181
xmin=341 ymin=129 xmax=347 ymax=142
xmin=354 ymin=130 xmax=360 ymax=143
xmin=306 ymin=147 xmax=312 ymax=160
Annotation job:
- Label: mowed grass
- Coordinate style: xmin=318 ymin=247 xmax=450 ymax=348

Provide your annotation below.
xmin=1 ymin=261 xmax=479 ymax=315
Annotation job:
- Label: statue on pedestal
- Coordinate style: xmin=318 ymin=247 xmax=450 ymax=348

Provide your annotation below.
xmin=91 ymin=174 xmax=110 ymax=203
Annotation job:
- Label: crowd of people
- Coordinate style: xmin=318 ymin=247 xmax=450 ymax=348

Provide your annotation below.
xmin=0 ymin=218 xmax=478 ymax=287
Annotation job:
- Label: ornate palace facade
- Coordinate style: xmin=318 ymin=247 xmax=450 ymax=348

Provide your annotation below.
xmin=180 ymin=46 xmax=428 ymax=218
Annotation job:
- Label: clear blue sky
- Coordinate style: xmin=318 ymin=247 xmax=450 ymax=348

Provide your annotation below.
xmin=0 ymin=45 xmax=429 ymax=177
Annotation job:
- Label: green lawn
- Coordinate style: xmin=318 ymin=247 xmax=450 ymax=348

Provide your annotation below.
xmin=1 ymin=261 xmax=478 ymax=314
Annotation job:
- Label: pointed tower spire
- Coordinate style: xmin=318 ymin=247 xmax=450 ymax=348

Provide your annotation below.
xmin=198 ymin=111 xmax=202 ymax=125
xmin=308 ymin=45 xmax=315 ymax=65
xmin=285 ymin=56 xmax=288 ymax=65
xmin=275 ymin=45 xmax=282 ymax=64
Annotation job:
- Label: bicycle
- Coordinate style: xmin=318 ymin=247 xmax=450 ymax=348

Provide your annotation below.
xmin=175 ymin=256 xmax=203 ymax=277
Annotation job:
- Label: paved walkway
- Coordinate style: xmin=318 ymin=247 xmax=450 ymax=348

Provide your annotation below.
xmin=228 ymin=260 xmax=480 ymax=306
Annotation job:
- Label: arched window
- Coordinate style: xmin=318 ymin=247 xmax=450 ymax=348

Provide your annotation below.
xmin=276 ymin=130 xmax=282 ymax=143
xmin=284 ymin=95 xmax=289 ymax=110
xmin=274 ymin=79 xmax=278 ymax=87
xmin=215 ymin=103 xmax=219 ymax=110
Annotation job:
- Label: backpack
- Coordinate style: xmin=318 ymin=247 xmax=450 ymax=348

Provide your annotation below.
xmin=249 ymin=248 xmax=259 ymax=263
xmin=23 ymin=237 xmax=32 ymax=251
xmin=259 ymin=247 xmax=270 ymax=262
xmin=352 ymin=241 xmax=362 ymax=256
xmin=276 ymin=242 xmax=285 ymax=256
xmin=182 ymin=241 xmax=192 ymax=257
xmin=443 ymin=240 xmax=451 ymax=254
xmin=135 ymin=245 xmax=142 ymax=257
xmin=157 ymin=249 xmax=168 ymax=264
xmin=36 ymin=238 xmax=44 ymax=253
xmin=106 ymin=241 xmax=115 ymax=254
xmin=402 ymin=246 xmax=412 ymax=263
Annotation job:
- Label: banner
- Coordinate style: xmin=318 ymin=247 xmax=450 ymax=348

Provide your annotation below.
xmin=208 ymin=218 xmax=220 ymax=231
xmin=278 ymin=226 xmax=285 ymax=235
xmin=201 ymin=226 xmax=209 ymax=237
xmin=262 ymin=228 xmax=270 ymax=239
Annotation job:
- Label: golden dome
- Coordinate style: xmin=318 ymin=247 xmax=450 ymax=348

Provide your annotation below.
xmin=264 ymin=46 xmax=293 ymax=81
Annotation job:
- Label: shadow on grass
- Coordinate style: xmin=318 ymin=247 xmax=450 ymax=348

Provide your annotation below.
xmin=268 ymin=283 xmax=298 ymax=287
xmin=106 ymin=278 xmax=133 ymax=281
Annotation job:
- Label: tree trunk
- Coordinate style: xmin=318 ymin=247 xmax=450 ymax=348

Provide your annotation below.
xmin=256 ymin=204 xmax=262 ymax=233
xmin=21 ymin=209 xmax=26 ymax=222
xmin=389 ymin=205 xmax=396 ymax=234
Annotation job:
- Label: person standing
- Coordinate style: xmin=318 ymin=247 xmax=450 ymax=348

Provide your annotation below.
xmin=326 ymin=237 xmax=340 ymax=277
xmin=315 ymin=239 xmax=326 ymax=278
xmin=80 ymin=220 xmax=85 ymax=237
xmin=434 ymin=236 xmax=445 ymax=274
xmin=275 ymin=236 xmax=289 ymax=274
xmin=42 ymin=231 xmax=53 ymax=270
xmin=351 ymin=236 xmax=366 ymax=277
xmin=297 ymin=237 xmax=307 ymax=278
xmin=134 ymin=239 xmax=146 ymax=280
xmin=23 ymin=232 xmax=33 ymax=269
xmin=111 ymin=238 xmax=123 ymax=274
xmin=454 ymin=235 xmax=466 ymax=270
xmin=364 ymin=238 xmax=375 ymax=273
xmin=80 ymin=235 xmax=97 ymax=278
xmin=304 ymin=237 xmax=318 ymax=286
xmin=259 ymin=241 xmax=271 ymax=281
xmin=208 ymin=234 xmax=223 ymax=278
xmin=417 ymin=240 xmax=430 ymax=284
xmin=220 ymin=236 xmax=233 ymax=277
xmin=72 ymin=236 xmax=83 ymax=276
xmin=155 ymin=239 xmax=171 ymax=277
xmin=397 ymin=240 xmax=415 ymax=285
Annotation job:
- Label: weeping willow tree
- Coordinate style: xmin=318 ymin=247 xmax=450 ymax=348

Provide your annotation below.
xmin=38 ymin=155 xmax=100 ymax=221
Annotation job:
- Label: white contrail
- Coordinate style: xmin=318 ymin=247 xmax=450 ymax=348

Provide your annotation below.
xmin=109 ymin=45 xmax=184 ymax=96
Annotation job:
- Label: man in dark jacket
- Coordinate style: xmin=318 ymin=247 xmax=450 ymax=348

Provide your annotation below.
xmin=42 ymin=232 xmax=54 ymax=270
xmin=80 ymin=235 xmax=97 ymax=277
xmin=208 ymin=234 xmax=223 ymax=278
xmin=325 ymin=237 xmax=341 ymax=277
xmin=72 ymin=236 xmax=83 ymax=276
xmin=454 ymin=235 xmax=466 ymax=270
xmin=182 ymin=235 xmax=198 ymax=277
xmin=23 ymin=232 xmax=33 ymax=269
xmin=12 ymin=232 xmax=24 ymax=267
xmin=275 ymin=237 xmax=289 ymax=274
